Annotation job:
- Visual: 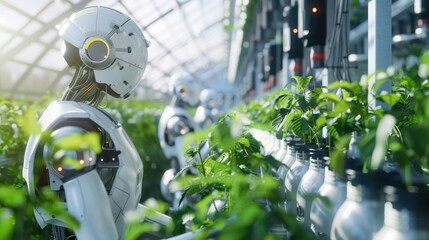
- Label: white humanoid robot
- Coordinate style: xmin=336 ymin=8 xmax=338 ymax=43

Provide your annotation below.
xmin=158 ymin=74 xmax=211 ymax=208
xmin=23 ymin=6 xmax=149 ymax=240
xmin=194 ymin=88 xmax=219 ymax=129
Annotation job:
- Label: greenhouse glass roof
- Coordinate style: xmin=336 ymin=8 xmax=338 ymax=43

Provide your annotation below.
xmin=0 ymin=0 xmax=229 ymax=99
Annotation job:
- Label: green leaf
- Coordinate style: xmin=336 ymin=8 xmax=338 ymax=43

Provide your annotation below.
xmin=358 ymin=130 xmax=377 ymax=168
xmin=271 ymin=109 xmax=288 ymax=131
xmin=238 ymin=137 xmax=250 ymax=147
xmin=275 ymin=130 xmax=283 ymax=140
xmin=184 ymin=127 xmax=211 ymax=148
xmin=297 ymin=95 xmax=309 ymax=111
xmin=291 ymin=75 xmax=312 ymax=90
xmin=318 ymin=93 xmax=341 ymax=104
xmin=309 ymin=88 xmax=323 ymax=108
xmin=38 ymin=187 xmax=79 ymax=229
xmin=316 ymin=114 xmax=327 ymax=128
xmin=185 ymin=146 xmax=199 ymax=158
xmin=224 ymin=24 xmax=234 ymax=31
xmin=0 ymin=125 xmax=13 ymax=136
xmin=332 ymin=100 xmax=350 ymax=115
xmin=243 ymin=132 xmax=262 ymax=153
xmin=370 ymin=115 xmax=397 ymax=170
xmin=249 ymin=123 xmax=274 ymax=132
xmin=423 ymin=99 xmax=429 ymax=120
xmin=210 ymin=119 xmax=238 ymax=152
xmin=0 ymin=209 xmax=14 ymax=240
xmin=125 ymin=222 xmax=159 ymax=240
xmin=15 ymin=108 xmax=41 ymax=135
xmin=0 ymin=186 xmax=25 ymax=207
xmin=283 ymin=112 xmax=298 ymax=135
xmin=330 ymin=134 xmax=352 ymax=176
xmin=273 ymin=92 xmax=294 ymax=108
xmin=62 ymin=157 xmax=84 ymax=170
xmin=419 ymin=52 xmax=429 ymax=78
xmin=263 ymin=155 xmax=282 ymax=169
xmin=389 ymin=141 xmax=403 ymax=151
xmin=378 ymin=93 xmax=401 ymax=108
xmin=372 ymin=75 xmax=392 ymax=93
xmin=327 ymin=124 xmax=341 ymax=141
xmin=327 ymin=81 xmax=354 ymax=92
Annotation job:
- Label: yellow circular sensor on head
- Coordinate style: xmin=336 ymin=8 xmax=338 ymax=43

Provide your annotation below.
xmin=85 ymin=38 xmax=110 ymax=62
xmin=179 ymin=85 xmax=188 ymax=96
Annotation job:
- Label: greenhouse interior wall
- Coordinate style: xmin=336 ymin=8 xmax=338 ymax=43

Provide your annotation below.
xmin=0 ymin=0 xmax=428 ymax=239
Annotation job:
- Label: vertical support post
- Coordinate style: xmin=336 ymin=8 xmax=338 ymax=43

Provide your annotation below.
xmin=325 ymin=0 xmax=336 ymax=87
xmin=368 ymin=0 xmax=392 ymax=110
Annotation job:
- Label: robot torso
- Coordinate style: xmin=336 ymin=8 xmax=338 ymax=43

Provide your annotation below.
xmin=23 ymin=101 xmax=143 ymax=238
xmin=158 ymin=105 xmax=199 ymax=170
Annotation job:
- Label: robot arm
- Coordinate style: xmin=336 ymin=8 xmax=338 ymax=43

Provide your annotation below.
xmin=63 ymin=170 xmax=119 ymax=240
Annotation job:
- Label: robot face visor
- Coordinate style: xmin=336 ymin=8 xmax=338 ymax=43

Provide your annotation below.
xmin=86 ymin=39 xmax=109 ymax=61
xmin=79 ymin=37 xmax=116 ymax=70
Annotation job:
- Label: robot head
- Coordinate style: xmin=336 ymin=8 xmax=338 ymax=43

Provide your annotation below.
xmin=199 ymin=89 xmax=218 ymax=109
xmin=58 ymin=6 xmax=149 ymax=99
xmin=169 ymin=73 xmax=200 ymax=106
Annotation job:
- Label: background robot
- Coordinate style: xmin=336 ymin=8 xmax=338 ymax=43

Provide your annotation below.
xmin=23 ymin=6 xmax=149 ymax=239
xmin=158 ymin=73 xmax=210 ymax=208
xmin=194 ymin=88 xmax=220 ymax=129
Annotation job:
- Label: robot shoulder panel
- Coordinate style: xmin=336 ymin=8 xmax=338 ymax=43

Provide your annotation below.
xmin=38 ymin=101 xmax=117 ymax=130
xmin=24 ymin=102 xmax=104 ymax=193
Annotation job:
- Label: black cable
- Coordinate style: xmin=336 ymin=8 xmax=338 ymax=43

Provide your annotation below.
xmin=62 ymin=65 xmax=84 ymax=101
xmin=336 ymin=0 xmax=345 ymax=81
xmin=343 ymin=0 xmax=352 ymax=82
xmin=326 ymin=0 xmax=342 ymax=81
xmin=62 ymin=66 xmax=106 ymax=107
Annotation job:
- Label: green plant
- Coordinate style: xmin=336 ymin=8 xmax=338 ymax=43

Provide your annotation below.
xmin=0 ymin=98 xmax=73 ymax=239
xmin=132 ymin=113 xmax=316 ymax=239
xmin=366 ymin=52 xmax=429 ymax=182
xmin=241 ymin=75 xmax=324 ymax=143
xmin=319 ymin=51 xmax=429 ymax=183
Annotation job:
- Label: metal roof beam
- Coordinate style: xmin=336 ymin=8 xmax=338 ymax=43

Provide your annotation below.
xmin=173 ymin=0 xmax=212 ymax=64
xmin=118 ymin=0 xmax=195 ymax=75
xmin=0 ymin=0 xmax=51 ymax=52
xmin=10 ymin=36 xmax=59 ymax=96
xmin=0 ymin=0 xmax=88 ymax=65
